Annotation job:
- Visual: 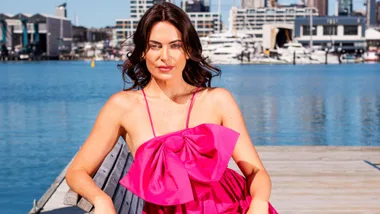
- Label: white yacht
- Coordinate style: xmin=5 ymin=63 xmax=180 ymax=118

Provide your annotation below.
xmin=207 ymin=42 xmax=247 ymax=64
xmin=200 ymin=31 xmax=256 ymax=64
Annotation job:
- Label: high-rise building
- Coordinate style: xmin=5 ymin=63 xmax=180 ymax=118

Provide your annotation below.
xmin=153 ymin=0 xmax=167 ymax=3
xmin=241 ymin=0 xmax=265 ymax=8
xmin=265 ymin=0 xmax=278 ymax=8
xmin=307 ymin=0 xmax=328 ymax=16
xmin=229 ymin=6 xmax=318 ymax=47
xmin=338 ymin=0 xmax=353 ymax=16
xmin=181 ymin=0 xmax=210 ymax=12
xmin=366 ymin=0 xmax=377 ymax=25
xmin=377 ymin=1 xmax=380 ymax=24
xmin=130 ymin=0 xmax=174 ymax=18
xmin=115 ymin=0 xmax=221 ymax=41
xmin=130 ymin=0 xmax=153 ymax=18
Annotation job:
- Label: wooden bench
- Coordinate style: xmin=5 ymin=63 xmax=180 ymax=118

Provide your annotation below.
xmin=63 ymin=139 xmax=145 ymax=213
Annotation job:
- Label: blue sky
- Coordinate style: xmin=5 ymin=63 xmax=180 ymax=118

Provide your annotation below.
xmin=0 ymin=0 xmax=369 ymax=28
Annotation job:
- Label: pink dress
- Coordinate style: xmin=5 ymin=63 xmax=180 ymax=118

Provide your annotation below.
xmin=120 ymin=88 xmax=278 ymax=214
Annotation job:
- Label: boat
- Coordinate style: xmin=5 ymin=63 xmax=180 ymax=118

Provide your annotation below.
xmin=363 ymin=50 xmax=379 ymax=62
xmin=340 ymin=54 xmax=364 ymax=63
xmin=200 ymin=31 xmax=256 ymax=64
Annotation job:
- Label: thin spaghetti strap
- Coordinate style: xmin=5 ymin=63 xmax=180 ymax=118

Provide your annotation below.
xmin=142 ymin=89 xmax=156 ymax=137
xmin=185 ymin=87 xmax=200 ymax=129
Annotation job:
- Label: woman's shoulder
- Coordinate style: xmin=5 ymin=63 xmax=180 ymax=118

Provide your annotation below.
xmin=203 ymin=87 xmax=236 ymax=105
xmin=104 ymin=89 xmax=142 ymax=112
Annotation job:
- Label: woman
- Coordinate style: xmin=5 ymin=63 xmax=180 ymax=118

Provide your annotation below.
xmin=66 ymin=2 xmax=277 ymax=214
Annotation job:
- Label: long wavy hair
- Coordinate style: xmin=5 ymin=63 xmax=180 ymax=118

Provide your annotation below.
xmin=118 ymin=2 xmax=221 ymax=90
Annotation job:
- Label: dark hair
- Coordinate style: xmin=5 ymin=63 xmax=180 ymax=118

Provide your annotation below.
xmin=118 ymin=2 xmax=221 ymax=90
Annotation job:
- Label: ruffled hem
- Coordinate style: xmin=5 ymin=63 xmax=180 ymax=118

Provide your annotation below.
xmin=142 ymin=168 xmax=278 ymax=214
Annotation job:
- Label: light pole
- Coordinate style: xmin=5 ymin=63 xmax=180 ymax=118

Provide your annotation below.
xmin=309 ymin=8 xmax=313 ymax=49
xmin=218 ymin=0 xmax=221 ymax=32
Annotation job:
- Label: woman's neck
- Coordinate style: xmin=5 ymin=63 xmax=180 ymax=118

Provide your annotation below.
xmin=144 ymin=78 xmax=196 ymax=101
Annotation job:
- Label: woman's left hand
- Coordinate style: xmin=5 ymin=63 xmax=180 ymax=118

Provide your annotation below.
xmin=246 ymin=199 xmax=269 ymax=214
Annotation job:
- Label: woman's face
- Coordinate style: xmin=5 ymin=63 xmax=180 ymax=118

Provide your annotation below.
xmin=144 ymin=21 xmax=188 ymax=81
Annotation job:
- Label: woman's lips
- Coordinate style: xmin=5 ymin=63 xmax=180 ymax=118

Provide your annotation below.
xmin=158 ymin=66 xmax=174 ymax=72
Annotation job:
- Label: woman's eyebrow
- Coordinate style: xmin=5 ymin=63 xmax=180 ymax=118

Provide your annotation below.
xmin=148 ymin=40 xmax=182 ymax=44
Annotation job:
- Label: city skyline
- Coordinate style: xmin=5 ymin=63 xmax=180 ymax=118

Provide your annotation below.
xmin=0 ymin=0 xmax=370 ymax=28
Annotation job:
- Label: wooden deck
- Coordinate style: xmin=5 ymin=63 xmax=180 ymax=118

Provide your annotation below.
xmin=31 ymin=146 xmax=380 ymax=214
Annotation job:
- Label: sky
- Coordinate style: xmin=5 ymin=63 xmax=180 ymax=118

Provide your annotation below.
xmin=0 ymin=0 xmax=371 ymax=28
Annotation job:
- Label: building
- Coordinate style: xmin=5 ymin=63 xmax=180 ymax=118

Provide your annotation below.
xmin=72 ymin=26 xmax=88 ymax=43
xmin=115 ymin=0 xmax=165 ymax=41
xmin=377 ymin=1 xmax=380 ymax=24
xmin=337 ymin=0 xmax=353 ymax=16
xmin=366 ymin=0 xmax=377 ymax=26
xmin=366 ymin=28 xmax=380 ymax=48
xmin=307 ymin=0 xmax=328 ymax=16
xmin=294 ymin=16 xmax=366 ymax=52
xmin=266 ymin=0 xmax=278 ymax=7
xmin=241 ymin=0 xmax=265 ymax=8
xmin=0 ymin=11 xmax=72 ymax=58
xmin=188 ymin=12 xmax=221 ymax=37
xmin=115 ymin=0 xmax=221 ymax=42
xmin=298 ymin=0 xmax=306 ymax=5
xmin=130 ymin=0 xmax=153 ymax=18
xmin=72 ymin=26 xmax=113 ymax=43
xmin=55 ymin=3 xmax=67 ymax=18
xmin=229 ymin=6 xmax=318 ymax=47
xmin=182 ymin=0 xmax=210 ymax=12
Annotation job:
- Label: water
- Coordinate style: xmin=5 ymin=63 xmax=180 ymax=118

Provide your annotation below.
xmin=0 ymin=61 xmax=379 ymax=213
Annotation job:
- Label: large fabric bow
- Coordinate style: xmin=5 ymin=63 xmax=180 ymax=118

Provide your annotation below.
xmin=119 ymin=124 xmax=240 ymax=205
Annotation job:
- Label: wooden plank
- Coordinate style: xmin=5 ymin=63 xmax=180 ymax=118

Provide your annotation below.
xmin=120 ymin=189 xmax=134 ymax=214
xmin=28 ymin=157 xmax=74 ymax=214
xmin=251 ymin=146 xmax=380 ymax=214
xmin=40 ymin=179 xmax=85 ymax=213
xmin=119 ymin=152 xmax=137 ymax=214
xmin=77 ymin=140 xmax=123 ymax=212
xmin=255 ymin=146 xmax=380 ymax=162
xmin=63 ymin=189 xmax=79 ymax=206
xmin=103 ymin=143 xmax=130 ymax=199
xmin=127 ymin=194 xmax=141 ymax=214
xmin=136 ymin=198 xmax=144 ymax=214
xmin=113 ymin=152 xmax=134 ymax=213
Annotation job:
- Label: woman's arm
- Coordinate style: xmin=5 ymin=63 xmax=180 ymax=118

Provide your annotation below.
xmin=213 ymin=88 xmax=271 ymax=209
xmin=65 ymin=93 xmax=127 ymax=207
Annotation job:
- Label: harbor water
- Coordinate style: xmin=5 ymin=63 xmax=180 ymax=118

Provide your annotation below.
xmin=0 ymin=61 xmax=380 ymax=213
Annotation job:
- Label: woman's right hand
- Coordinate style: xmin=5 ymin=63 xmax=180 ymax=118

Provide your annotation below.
xmin=93 ymin=195 xmax=117 ymax=214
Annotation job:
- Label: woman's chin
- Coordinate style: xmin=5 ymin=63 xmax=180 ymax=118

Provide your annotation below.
xmin=152 ymin=73 xmax=175 ymax=81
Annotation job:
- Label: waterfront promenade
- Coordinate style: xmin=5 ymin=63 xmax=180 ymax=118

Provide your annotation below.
xmin=32 ymin=146 xmax=380 ymax=214
xmin=250 ymin=146 xmax=380 ymax=213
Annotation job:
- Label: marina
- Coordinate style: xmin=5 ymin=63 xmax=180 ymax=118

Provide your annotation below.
xmin=1 ymin=0 xmax=380 ymax=213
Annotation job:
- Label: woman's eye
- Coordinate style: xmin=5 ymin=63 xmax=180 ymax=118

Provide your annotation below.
xmin=171 ymin=44 xmax=182 ymax=49
xmin=150 ymin=44 xmax=161 ymax=50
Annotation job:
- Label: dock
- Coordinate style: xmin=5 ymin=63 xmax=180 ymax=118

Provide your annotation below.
xmin=30 ymin=145 xmax=380 ymax=214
